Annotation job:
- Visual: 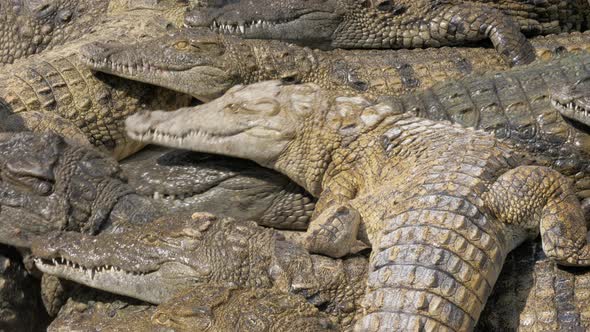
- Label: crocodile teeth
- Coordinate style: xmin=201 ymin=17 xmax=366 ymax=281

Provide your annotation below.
xmin=238 ymin=25 xmax=244 ymax=34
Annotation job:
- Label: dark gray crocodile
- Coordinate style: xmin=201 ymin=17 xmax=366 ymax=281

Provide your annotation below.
xmin=0 ymin=131 xmax=157 ymax=248
xmin=80 ymin=30 xmax=590 ymax=103
xmin=184 ymin=0 xmax=583 ymax=66
xmin=33 ymin=212 xmax=369 ymax=330
xmin=186 ymin=0 xmax=590 ymax=65
xmin=121 ymin=146 xmax=315 ymax=230
xmin=0 ymin=4 xmax=192 ymax=160
xmin=125 ymin=79 xmax=590 ymax=331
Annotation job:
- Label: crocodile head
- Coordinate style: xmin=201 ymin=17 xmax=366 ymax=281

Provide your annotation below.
xmin=0 ymin=132 xmax=156 ymax=248
xmin=79 ymin=29 xmax=240 ymax=102
xmin=121 ymin=148 xmax=315 ymax=230
xmin=0 ymin=0 xmax=109 ymax=65
xmin=185 ymin=0 xmax=443 ymax=49
xmin=126 ymin=80 xmax=386 ymax=195
xmin=551 ymin=76 xmax=590 ymax=128
xmin=185 ymin=0 xmax=343 ymax=49
xmin=32 ymin=212 xmax=278 ymax=304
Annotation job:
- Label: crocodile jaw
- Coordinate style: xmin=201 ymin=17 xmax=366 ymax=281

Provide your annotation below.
xmin=34 ymin=258 xmax=195 ymax=304
xmin=204 ymin=13 xmax=341 ymax=48
xmin=551 ymin=98 xmax=590 ymax=128
xmin=80 ymin=48 xmax=232 ymax=102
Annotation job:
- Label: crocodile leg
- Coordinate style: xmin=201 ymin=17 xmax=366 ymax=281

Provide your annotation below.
xmin=484 ymin=166 xmax=590 ymax=266
xmin=304 ymin=204 xmax=368 ymax=258
xmin=435 ymin=3 xmax=536 ymax=66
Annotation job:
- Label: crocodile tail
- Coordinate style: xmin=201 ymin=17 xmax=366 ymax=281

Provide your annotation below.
xmin=355 ymin=199 xmax=508 ymax=331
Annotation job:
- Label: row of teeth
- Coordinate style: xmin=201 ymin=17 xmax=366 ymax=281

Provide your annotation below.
xmin=210 ymin=19 xmax=282 ymax=34
xmin=34 ymin=258 xmax=147 ymax=277
xmin=151 ymin=191 xmax=194 ymax=201
xmin=81 ymin=56 xmax=164 ymax=76
xmin=552 ymin=99 xmax=590 ymax=117
xmin=133 ymin=128 xmax=222 ymax=145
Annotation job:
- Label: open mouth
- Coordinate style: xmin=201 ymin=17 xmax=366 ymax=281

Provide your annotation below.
xmin=208 ymin=18 xmax=294 ymax=35
xmin=34 ymin=257 xmax=150 ymax=278
xmin=551 ymin=99 xmax=590 ymax=127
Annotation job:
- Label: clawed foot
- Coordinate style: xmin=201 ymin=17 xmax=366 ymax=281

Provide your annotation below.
xmin=304 ymin=204 xmax=368 ymax=258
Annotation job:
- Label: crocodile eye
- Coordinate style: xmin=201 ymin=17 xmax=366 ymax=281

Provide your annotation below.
xmin=34 ymin=3 xmax=56 ymax=18
xmin=57 ymin=9 xmax=72 ymax=22
xmin=173 ymin=41 xmax=189 ymax=49
xmin=152 ymin=312 xmax=171 ymax=326
xmin=373 ymin=0 xmax=406 ymax=14
xmin=140 ymin=233 xmax=159 ymax=244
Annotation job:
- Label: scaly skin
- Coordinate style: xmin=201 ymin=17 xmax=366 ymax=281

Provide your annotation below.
xmin=0 ymin=0 xmax=190 ymax=66
xmin=0 ymin=7 xmax=192 ymax=160
xmin=121 ymin=146 xmax=315 ymax=230
xmin=76 ymin=31 xmax=590 ymax=175
xmin=186 ymin=0 xmax=542 ymax=66
xmin=93 ymin=31 xmax=590 ymax=210
xmin=0 ymin=0 xmax=109 ymax=66
xmin=476 ymin=240 xmax=590 ymax=331
xmin=125 ymin=80 xmax=589 ymax=331
xmin=79 ymin=30 xmax=590 ymax=102
xmin=389 ymin=54 xmax=590 ymax=215
xmin=0 ymin=132 xmax=157 ymax=248
xmin=187 ymin=0 xmax=590 ymax=42
xmin=33 ymin=212 xmax=368 ymax=330
xmin=48 ymin=285 xmax=338 ymax=332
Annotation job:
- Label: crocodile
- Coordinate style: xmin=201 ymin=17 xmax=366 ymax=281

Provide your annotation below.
xmin=80 ymin=29 xmax=590 ymax=103
xmin=48 ymin=285 xmax=338 ymax=332
xmin=0 ymin=0 xmax=192 ymax=66
xmin=100 ymin=36 xmax=590 ymax=211
xmin=125 ymin=80 xmax=590 ymax=331
xmin=0 ymin=4 xmax=193 ymax=160
xmin=0 ymin=0 xmax=109 ymax=66
xmin=121 ymin=146 xmax=315 ymax=230
xmin=33 ymin=212 xmax=369 ymax=329
xmin=475 ymin=240 xmax=590 ymax=331
xmin=186 ymin=0 xmax=590 ymax=62
xmin=187 ymin=0 xmax=541 ymax=66
xmin=0 ymin=131 xmax=157 ymax=248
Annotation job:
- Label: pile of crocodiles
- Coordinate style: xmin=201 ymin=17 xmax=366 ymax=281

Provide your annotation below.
xmin=1 ymin=0 xmax=590 ymax=331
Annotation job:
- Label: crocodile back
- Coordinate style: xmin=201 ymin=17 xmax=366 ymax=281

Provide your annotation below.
xmin=348 ymin=117 xmax=527 ymax=331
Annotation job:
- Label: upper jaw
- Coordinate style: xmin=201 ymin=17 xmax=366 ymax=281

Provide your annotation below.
xmin=33 ymin=258 xmax=192 ymax=304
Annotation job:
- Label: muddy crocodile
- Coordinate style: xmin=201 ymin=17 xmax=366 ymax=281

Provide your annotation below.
xmin=0 ymin=4 xmax=193 ymax=160
xmin=80 ymin=29 xmax=590 ymax=103
xmin=125 ymin=80 xmax=590 ymax=331
xmin=121 ymin=146 xmax=315 ymax=230
xmin=33 ymin=212 xmax=368 ymax=329
xmin=0 ymin=131 xmax=156 ymax=248
xmin=48 ymin=284 xmax=337 ymax=332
